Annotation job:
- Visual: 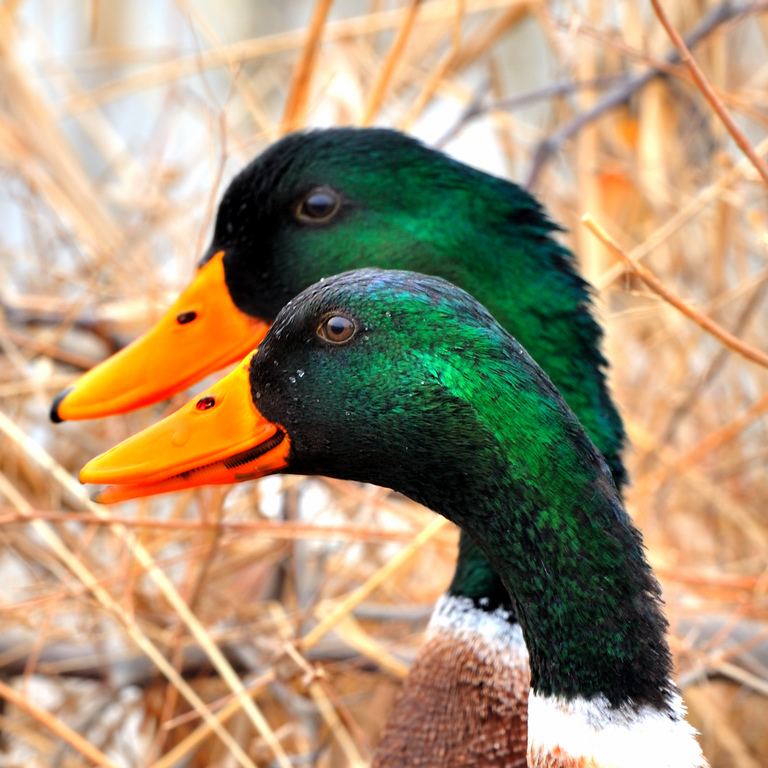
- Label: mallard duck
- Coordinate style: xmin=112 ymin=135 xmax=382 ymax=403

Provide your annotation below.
xmin=53 ymin=128 xmax=625 ymax=766
xmin=81 ymin=269 xmax=707 ymax=768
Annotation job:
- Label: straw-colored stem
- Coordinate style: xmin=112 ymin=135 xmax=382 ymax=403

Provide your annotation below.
xmin=0 ymin=464 xmax=259 ymax=768
xmin=0 ymin=678 xmax=121 ymax=768
xmin=281 ymin=0 xmax=335 ymax=134
xmin=650 ymin=0 xmax=768 ymax=187
xmin=148 ymin=670 xmax=277 ymax=768
xmin=300 ymin=516 xmax=448 ymax=650
xmin=60 ymin=0 xmax=516 ymax=116
xmin=583 ymin=214 xmax=768 ymax=368
xmin=0 ymin=411 xmax=290 ymax=768
xmin=362 ymin=0 xmax=424 ymax=126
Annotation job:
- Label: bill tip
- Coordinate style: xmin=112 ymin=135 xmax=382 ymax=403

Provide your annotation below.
xmin=49 ymin=387 xmax=73 ymax=423
xmin=89 ymin=486 xmax=115 ymax=504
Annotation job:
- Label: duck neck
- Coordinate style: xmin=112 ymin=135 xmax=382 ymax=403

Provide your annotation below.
xmin=393 ymin=373 xmax=673 ymax=711
xmin=447 ymin=531 xmax=514 ymax=614
xmin=416 ymin=427 xmax=707 ymax=762
xmin=446 ymin=454 xmax=672 ymax=710
xmin=434 ymin=180 xmax=627 ymax=491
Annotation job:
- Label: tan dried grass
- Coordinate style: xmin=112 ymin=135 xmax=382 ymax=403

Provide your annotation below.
xmin=0 ymin=1 xmax=767 ymax=766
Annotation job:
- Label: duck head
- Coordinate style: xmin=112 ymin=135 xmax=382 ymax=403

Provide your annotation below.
xmin=80 ymin=267 xmax=597 ymax=515
xmin=53 ymin=130 xmax=623 ymax=499
xmin=82 ymin=270 xmax=683 ymax=717
xmin=53 ymin=128 xmax=508 ymax=422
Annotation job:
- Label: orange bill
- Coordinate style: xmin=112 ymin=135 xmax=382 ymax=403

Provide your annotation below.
xmin=79 ymin=351 xmax=290 ymax=503
xmin=51 ymin=251 xmax=269 ymax=421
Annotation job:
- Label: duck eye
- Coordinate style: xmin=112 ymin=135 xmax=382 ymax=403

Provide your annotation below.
xmin=297 ymin=189 xmax=340 ymax=223
xmin=319 ymin=315 xmax=355 ymax=344
xmin=176 ymin=311 xmax=197 ymax=325
xmin=196 ymin=396 xmax=216 ymax=411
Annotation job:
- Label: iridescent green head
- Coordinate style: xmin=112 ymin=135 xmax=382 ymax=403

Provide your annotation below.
xmin=82 ymin=268 xmax=669 ymax=708
xmin=211 ymin=128 xmax=626 ymax=490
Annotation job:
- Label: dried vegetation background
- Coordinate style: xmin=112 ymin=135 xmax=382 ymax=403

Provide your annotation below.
xmin=1 ymin=0 xmax=767 ymax=766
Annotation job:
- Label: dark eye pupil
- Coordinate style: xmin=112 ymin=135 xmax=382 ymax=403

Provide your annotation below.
xmin=302 ymin=192 xmax=337 ymax=219
xmin=176 ymin=311 xmax=197 ymax=325
xmin=323 ymin=316 xmax=354 ymax=342
xmin=196 ymin=396 xmax=216 ymax=410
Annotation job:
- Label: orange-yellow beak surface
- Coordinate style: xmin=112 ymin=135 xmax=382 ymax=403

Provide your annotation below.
xmin=51 ymin=251 xmax=269 ymax=421
xmin=79 ymin=351 xmax=290 ymax=503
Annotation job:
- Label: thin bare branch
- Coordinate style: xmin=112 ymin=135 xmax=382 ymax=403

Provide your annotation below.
xmin=363 ymin=0 xmax=424 ymax=126
xmin=526 ymin=2 xmax=768 ymax=188
xmin=582 ymin=214 xmax=768 ymax=369
xmin=650 ymin=0 xmax=768 ymax=186
xmin=0 ymin=679 xmax=121 ymax=768
xmin=281 ymin=0 xmax=335 ymax=134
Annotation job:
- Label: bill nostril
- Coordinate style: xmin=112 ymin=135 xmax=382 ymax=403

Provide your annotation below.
xmin=196 ymin=396 xmax=216 ymax=411
xmin=176 ymin=311 xmax=197 ymax=325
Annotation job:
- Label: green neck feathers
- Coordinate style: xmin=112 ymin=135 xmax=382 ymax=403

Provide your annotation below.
xmin=250 ymin=269 xmax=670 ymax=708
xmin=211 ymin=128 xmax=625 ymax=606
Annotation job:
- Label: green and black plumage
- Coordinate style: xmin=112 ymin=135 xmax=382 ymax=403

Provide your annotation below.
xmin=248 ymin=268 xmax=669 ymax=709
xmin=204 ymin=127 xmax=626 ymax=610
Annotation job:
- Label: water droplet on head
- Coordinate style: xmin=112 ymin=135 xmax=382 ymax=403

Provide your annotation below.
xmin=297 ymin=369 xmax=304 ymax=378
xmin=288 ymin=376 xmax=296 ymax=384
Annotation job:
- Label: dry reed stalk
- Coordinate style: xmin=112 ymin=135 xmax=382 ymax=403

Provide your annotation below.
xmin=0 ymin=713 xmax=57 ymax=759
xmin=175 ymin=0 xmax=275 ymax=137
xmin=524 ymin=3 xmax=767 ymax=190
xmin=59 ymin=0 xmax=518 ymax=116
xmin=685 ymin=685 xmax=764 ymax=768
xmin=449 ymin=2 xmax=527 ymax=72
xmin=3 ymin=2 xmax=768 ymax=765
xmin=148 ymin=670 xmax=277 ymax=768
xmin=399 ymin=0 xmax=464 ymax=130
xmin=0 ymin=678 xmax=121 ymax=768
xmin=0 ymin=465 xmax=262 ymax=768
xmin=300 ymin=517 xmax=448 ymax=650
xmin=0 ymin=325 xmax=96 ymax=370
xmin=597 ymin=134 xmax=768 ymax=291
xmin=149 ymin=499 xmax=226 ymax=762
xmin=650 ymin=0 xmax=768 ymax=187
xmin=362 ymin=0 xmax=425 ymax=125
xmin=0 ymin=507 xmax=443 ymax=543
xmin=16 ymin=51 xmax=137 ymax=204
xmin=709 ymin=660 xmax=768 ymax=699
xmin=312 ymin=610 xmax=411 ymax=678
xmin=281 ymin=0 xmax=335 ymax=134
xmin=0 ymin=411 xmax=289 ymax=768
xmin=583 ymin=214 xmax=768 ymax=368
xmin=282 ymin=641 xmax=368 ymax=766
xmin=654 ymin=567 xmax=766 ymax=593
xmin=625 ymin=419 xmax=768 ymax=551
xmin=646 ymin=391 xmax=768 ymax=485
xmin=0 ymin=8 xmax=121 ymax=259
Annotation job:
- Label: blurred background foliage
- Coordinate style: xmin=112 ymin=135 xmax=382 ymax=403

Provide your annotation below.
xmin=0 ymin=0 xmax=767 ymax=766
